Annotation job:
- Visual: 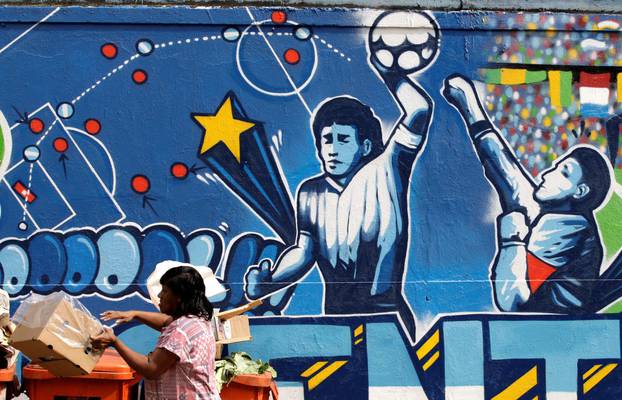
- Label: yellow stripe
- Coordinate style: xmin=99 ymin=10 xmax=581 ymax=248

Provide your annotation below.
xmin=500 ymin=68 xmax=526 ymax=85
xmin=354 ymin=324 xmax=364 ymax=337
xmin=354 ymin=338 xmax=363 ymax=345
xmin=308 ymin=361 xmax=348 ymax=390
xmin=532 ymin=397 xmax=538 ymax=400
xmin=422 ymin=351 xmax=440 ymax=371
xmin=582 ymin=364 xmax=603 ymax=380
xmin=416 ymin=329 xmax=440 ymax=360
xmin=617 ymin=73 xmax=622 ymax=102
xmin=301 ymin=361 xmax=327 ymax=378
xmin=491 ymin=366 xmax=538 ymax=400
xmin=583 ymin=363 xmax=617 ymax=394
xmin=549 ymin=71 xmax=561 ymax=109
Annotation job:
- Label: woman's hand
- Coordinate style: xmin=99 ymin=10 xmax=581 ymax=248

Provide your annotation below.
xmin=90 ymin=327 xmax=117 ymax=351
xmin=100 ymin=310 xmax=136 ymax=325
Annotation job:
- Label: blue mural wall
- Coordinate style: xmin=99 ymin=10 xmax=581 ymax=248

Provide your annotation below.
xmin=3 ymin=6 xmax=622 ymax=399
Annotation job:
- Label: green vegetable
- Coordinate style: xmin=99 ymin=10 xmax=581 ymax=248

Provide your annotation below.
xmin=215 ymin=351 xmax=277 ymax=392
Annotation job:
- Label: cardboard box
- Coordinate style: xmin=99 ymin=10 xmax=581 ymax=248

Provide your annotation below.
xmin=10 ymin=293 xmax=104 ymax=377
xmin=213 ymin=300 xmax=261 ymax=359
xmin=214 ymin=315 xmax=251 ymax=344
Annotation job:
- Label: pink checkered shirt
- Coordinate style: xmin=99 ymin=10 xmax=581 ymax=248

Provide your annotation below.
xmin=145 ymin=315 xmax=220 ymax=400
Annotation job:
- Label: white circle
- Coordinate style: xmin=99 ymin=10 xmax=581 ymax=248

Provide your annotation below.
xmin=376 ymin=49 xmax=394 ymax=68
xmin=407 ymin=29 xmax=434 ymax=46
xmin=379 ymin=30 xmax=406 ymax=47
xmin=398 ymin=50 xmax=420 ymax=70
xmin=236 ymin=19 xmax=318 ymax=97
xmin=56 ymin=102 xmax=74 ymax=119
xmin=17 ymin=222 xmax=27 ymax=231
xmin=137 ymin=39 xmax=154 ymax=56
xmin=294 ymin=26 xmax=312 ymax=40
xmin=23 ymin=145 xmax=40 ymax=162
xmin=223 ymin=27 xmax=241 ymax=42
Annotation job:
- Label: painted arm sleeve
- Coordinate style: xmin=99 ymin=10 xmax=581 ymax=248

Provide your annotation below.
xmin=492 ymin=243 xmax=531 ymax=311
xmin=473 ymin=129 xmax=539 ymax=221
xmin=269 ymin=187 xmax=317 ymax=286
xmin=270 ymin=233 xmax=316 ymax=285
xmin=383 ymin=78 xmax=433 ymax=183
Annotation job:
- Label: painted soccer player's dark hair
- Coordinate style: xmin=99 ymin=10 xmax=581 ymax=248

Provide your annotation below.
xmin=312 ymin=97 xmax=384 ymax=160
xmin=567 ymin=146 xmax=611 ymax=213
xmin=160 ymin=265 xmax=214 ymax=320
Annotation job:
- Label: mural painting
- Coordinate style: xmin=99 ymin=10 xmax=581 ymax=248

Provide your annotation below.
xmin=1 ymin=6 xmax=622 ymax=399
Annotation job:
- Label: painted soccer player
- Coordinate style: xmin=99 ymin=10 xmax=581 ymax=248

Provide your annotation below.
xmin=244 ymin=22 xmax=435 ymax=342
xmin=442 ymin=74 xmax=612 ymax=314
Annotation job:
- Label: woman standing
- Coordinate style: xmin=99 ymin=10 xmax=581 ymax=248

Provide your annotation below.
xmin=91 ymin=265 xmax=220 ymax=400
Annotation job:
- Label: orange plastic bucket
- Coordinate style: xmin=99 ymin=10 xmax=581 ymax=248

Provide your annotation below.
xmin=220 ymin=372 xmax=278 ymax=400
xmin=0 ymin=364 xmax=16 ymax=400
xmin=0 ymin=364 xmax=15 ymax=383
xmin=23 ymin=349 xmax=140 ymax=400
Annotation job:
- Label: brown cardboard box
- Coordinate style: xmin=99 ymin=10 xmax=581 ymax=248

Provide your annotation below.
xmin=214 ymin=315 xmax=252 ymax=344
xmin=10 ymin=293 xmax=104 ymax=377
xmin=213 ymin=300 xmax=261 ymax=359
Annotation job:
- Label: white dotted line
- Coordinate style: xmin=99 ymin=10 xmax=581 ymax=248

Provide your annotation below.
xmin=243 ymin=31 xmax=293 ymax=37
xmin=313 ymin=34 xmax=351 ymax=62
xmin=72 ymin=54 xmax=140 ymax=104
xmin=20 ymin=162 xmax=35 ymax=223
xmin=35 ymin=118 xmax=58 ymax=147
xmin=154 ymin=34 xmax=223 ymax=50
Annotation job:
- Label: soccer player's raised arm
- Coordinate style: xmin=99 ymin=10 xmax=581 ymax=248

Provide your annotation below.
xmin=443 ymin=74 xmax=539 ymax=221
xmin=368 ymin=12 xmax=439 ymax=151
xmin=370 ymin=55 xmax=433 ymax=152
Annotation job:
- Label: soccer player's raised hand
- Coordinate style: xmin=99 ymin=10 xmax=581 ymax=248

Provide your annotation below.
xmin=442 ymin=74 xmax=489 ymax=127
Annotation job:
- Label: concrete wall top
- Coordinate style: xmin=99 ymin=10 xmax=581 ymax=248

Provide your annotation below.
xmin=0 ymin=0 xmax=621 ymax=13
xmin=0 ymin=4 xmax=620 ymax=28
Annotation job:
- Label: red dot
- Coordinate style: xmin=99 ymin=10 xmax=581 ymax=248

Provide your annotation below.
xmin=101 ymin=43 xmax=118 ymax=59
xmin=271 ymin=10 xmax=287 ymax=24
xmin=132 ymin=69 xmax=148 ymax=85
xmin=284 ymin=48 xmax=300 ymax=65
xmin=84 ymin=119 xmax=101 ymax=135
xmin=171 ymin=163 xmax=189 ymax=180
xmin=29 ymin=118 xmax=44 ymax=134
xmin=53 ymin=138 xmax=68 ymax=153
xmin=131 ymin=175 xmax=150 ymax=194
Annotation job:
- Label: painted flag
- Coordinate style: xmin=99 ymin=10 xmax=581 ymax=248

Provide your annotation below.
xmin=579 ymin=72 xmax=610 ymax=118
xmin=483 ymin=69 xmax=546 ymax=85
xmin=12 ymin=181 xmax=36 ymax=203
xmin=193 ymin=92 xmax=296 ymax=244
xmin=548 ymin=70 xmax=573 ymax=109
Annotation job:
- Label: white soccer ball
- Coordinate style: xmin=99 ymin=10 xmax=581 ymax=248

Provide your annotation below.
xmin=369 ymin=12 xmax=440 ymax=74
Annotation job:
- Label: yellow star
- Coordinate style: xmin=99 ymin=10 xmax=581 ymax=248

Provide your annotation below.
xmin=193 ymin=97 xmax=256 ymax=162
